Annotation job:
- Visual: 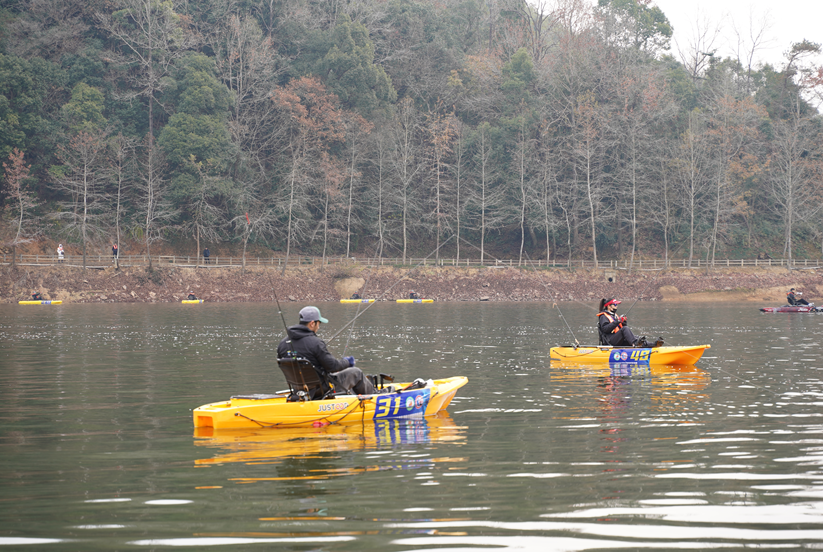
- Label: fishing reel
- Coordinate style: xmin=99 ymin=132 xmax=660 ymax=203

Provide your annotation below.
xmin=287 ymin=390 xmax=310 ymax=402
xmin=369 ymin=373 xmax=394 ymax=391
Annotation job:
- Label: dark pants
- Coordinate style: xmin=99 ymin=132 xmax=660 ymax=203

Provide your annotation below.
xmin=604 ymin=326 xmax=638 ymax=347
xmin=332 ymin=367 xmax=375 ymax=395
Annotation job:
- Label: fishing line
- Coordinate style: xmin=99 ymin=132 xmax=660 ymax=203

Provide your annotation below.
xmin=622 ymin=267 xmax=665 ymax=318
xmin=342 ymin=240 xmax=384 ymax=355
xmin=707 ymin=365 xmax=784 ymax=398
xmin=523 ymin=250 xmax=579 ymax=347
xmin=326 ymin=235 xmax=454 ymax=344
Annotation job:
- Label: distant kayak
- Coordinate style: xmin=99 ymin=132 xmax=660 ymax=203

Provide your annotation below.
xmin=396 ymin=299 xmax=433 ymax=303
xmin=182 ymin=299 xmax=203 ymax=304
xmin=550 ymin=344 xmax=711 ymax=366
xmin=760 ymin=305 xmax=820 ymax=313
xmin=18 ymin=300 xmax=62 ymax=305
xmin=340 ymin=299 xmax=375 ymax=303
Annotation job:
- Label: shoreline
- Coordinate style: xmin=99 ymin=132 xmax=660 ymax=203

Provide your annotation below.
xmin=0 ymin=265 xmax=823 ymax=304
xmin=1 ymin=264 xmax=820 ymax=305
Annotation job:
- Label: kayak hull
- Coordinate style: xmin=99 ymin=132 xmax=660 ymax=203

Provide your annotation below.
xmin=18 ymin=300 xmax=62 ymax=305
xmin=193 ymin=376 xmax=468 ymax=430
xmin=760 ymin=305 xmax=819 ymax=312
xmin=182 ymin=299 xmax=203 ymax=304
xmin=340 ymin=299 xmax=375 ymax=303
xmin=396 ymin=299 xmax=433 ymax=303
xmin=550 ymin=344 xmax=711 ymax=366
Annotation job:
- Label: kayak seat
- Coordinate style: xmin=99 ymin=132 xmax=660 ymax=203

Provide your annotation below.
xmin=277 ymin=357 xmax=336 ymax=402
xmin=597 ymin=327 xmax=609 ymax=346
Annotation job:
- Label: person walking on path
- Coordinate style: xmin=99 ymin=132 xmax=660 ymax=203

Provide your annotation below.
xmin=57 ymin=244 xmax=64 ymax=264
xmin=203 ymin=247 xmax=210 ymax=265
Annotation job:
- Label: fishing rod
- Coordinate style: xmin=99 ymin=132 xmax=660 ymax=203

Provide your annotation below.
xmin=342 ymin=240 xmax=384 ymax=355
xmin=327 ymin=235 xmax=454 ymax=344
xmin=523 ymin=250 xmax=579 ymax=347
xmin=621 ymin=267 xmax=665 ymax=318
xmin=267 ymin=273 xmax=291 ymax=335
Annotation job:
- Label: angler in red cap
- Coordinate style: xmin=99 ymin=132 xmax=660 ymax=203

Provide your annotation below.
xmin=597 ymin=298 xmax=660 ymax=348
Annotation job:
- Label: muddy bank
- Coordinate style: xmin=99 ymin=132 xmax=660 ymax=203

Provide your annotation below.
xmin=2 ymin=263 xmax=822 ymax=305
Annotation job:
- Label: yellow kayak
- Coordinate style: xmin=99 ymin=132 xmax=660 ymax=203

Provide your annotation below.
xmin=18 ymin=300 xmax=62 ymax=305
xmin=550 ymin=344 xmax=711 ymax=366
xmin=193 ymin=376 xmax=468 ymax=430
xmin=181 ymin=299 xmax=203 ymax=304
xmin=193 ymin=412 xmax=464 ymax=464
xmin=396 ymin=299 xmax=433 ymax=303
xmin=340 ymin=299 xmax=375 ymax=303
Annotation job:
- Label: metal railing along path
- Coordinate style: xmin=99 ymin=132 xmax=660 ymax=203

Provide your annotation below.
xmin=2 ymin=253 xmax=820 ymax=270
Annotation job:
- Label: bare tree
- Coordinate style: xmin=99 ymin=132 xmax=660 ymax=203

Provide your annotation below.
xmin=451 ymin=120 xmax=467 ymax=261
xmin=3 ymin=149 xmax=37 ymax=267
xmin=730 ymin=8 xmax=772 ymax=95
xmin=98 ymin=0 xmax=193 ymax=268
xmin=51 ymin=131 xmax=111 ymax=269
xmin=343 ymin=114 xmax=373 ymax=257
xmin=466 ymin=122 xmax=507 ymax=263
xmin=231 ymin=178 xmax=281 ymax=274
xmin=672 ymin=109 xmax=713 ymax=267
xmin=109 ymin=133 xmax=136 ymax=268
xmin=674 ymin=12 xmax=723 ymax=84
xmin=185 ymin=157 xmax=226 ymax=267
xmin=364 ymin=126 xmax=395 ymax=258
xmin=388 ymin=98 xmax=424 ymax=263
xmin=509 ymin=112 xmax=535 ymax=265
xmin=271 ymin=76 xmax=346 ymax=271
xmin=768 ymin=114 xmax=823 ymax=263
xmin=573 ymin=91 xmax=604 ymax=266
xmin=424 ymin=107 xmax=456 ymax=261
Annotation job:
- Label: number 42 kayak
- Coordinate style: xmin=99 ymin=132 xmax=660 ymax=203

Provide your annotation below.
xmin=550 ymin=344 xmax=711 ymax=365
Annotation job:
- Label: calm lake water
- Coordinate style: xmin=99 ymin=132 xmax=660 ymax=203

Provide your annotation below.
xmin=2 ymin=300 xmax=823 ymax=550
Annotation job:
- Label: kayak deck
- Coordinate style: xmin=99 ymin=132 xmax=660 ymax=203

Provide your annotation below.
xmin=396 ymin=299 xmax=433 ymax=303
xmin=340 ymin=299 xmax=375 ymax=303
xmin=193 ymin=376 xmax=468 ymax=430
xmin=760 ymin=305 xmax=820 ymax=312
xmin=181 ymin=299 xmax=203 ymax=304
xmin=550 ymin=344 xmax=711 ymax=366
xmin=18 ymin=300 xmax=62 ymax=305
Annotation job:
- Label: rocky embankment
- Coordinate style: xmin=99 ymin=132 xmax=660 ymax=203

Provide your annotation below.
xmin=1 ymin=263 xmax=821 ymax=305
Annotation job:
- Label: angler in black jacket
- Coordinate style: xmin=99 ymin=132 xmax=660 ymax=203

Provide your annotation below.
xmin=277 ymin=306 xmax=375 ymax=395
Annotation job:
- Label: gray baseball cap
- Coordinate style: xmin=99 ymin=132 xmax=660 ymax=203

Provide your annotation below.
xmin=299 ymin=306 xmax=328 ymax=324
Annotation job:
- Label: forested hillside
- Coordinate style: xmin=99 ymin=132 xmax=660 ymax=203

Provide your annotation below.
xmin=1 ymin=0 xmax=821 ymax=266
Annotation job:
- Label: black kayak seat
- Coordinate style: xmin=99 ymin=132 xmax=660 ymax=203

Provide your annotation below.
xmin=277 ymin=357 xmax=336 ymax=401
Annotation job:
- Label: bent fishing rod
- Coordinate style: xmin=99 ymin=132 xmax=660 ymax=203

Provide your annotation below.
xmin=327 ymin=235 xmax=454 ymax=344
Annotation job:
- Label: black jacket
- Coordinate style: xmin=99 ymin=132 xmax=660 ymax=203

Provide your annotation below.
xmin=598 ymin=310 xmax=625 ymax=335
xmin=277 ymin=324 xmax=349 ymax=375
